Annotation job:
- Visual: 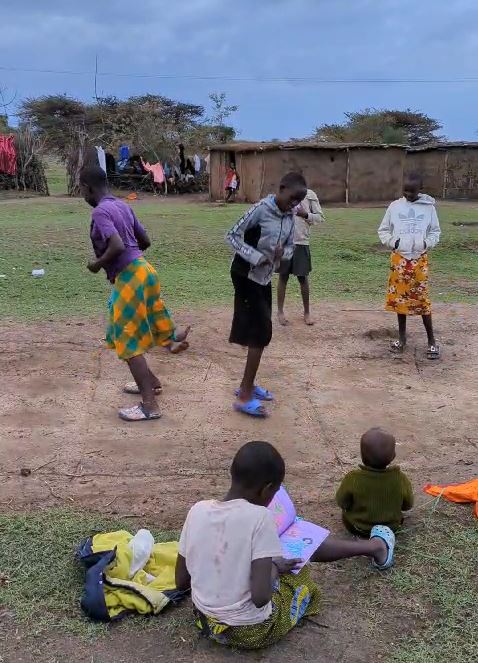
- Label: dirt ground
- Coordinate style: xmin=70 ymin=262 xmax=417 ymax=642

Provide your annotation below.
xmin=2 ymin=302 xmax=478 ymax=661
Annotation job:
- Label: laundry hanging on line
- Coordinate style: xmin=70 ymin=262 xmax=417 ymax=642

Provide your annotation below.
xmin=95 ymin=146 xmax=106 ymax=174
xmin=0 ymin=135 xmax=17 ymax=176
xmin=141 ymin=158 xmax=165 ymax=184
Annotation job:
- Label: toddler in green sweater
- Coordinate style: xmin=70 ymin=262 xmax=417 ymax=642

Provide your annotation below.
xmin=336 ymin=428 xmax=414 ymax=536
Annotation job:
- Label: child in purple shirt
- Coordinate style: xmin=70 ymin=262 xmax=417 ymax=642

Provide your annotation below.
xmin=81 ymin=165 xmax=190 ymax=422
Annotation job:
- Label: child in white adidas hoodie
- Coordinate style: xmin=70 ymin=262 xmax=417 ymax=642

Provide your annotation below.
xmin=378 ymin=174 xmax=441 ymax=359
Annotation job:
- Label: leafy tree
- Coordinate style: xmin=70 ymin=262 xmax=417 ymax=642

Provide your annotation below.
xmin=19 ymin=91 xmax=238 ymax=160
xmin=315 ymin=108 xmax=443 ymax=146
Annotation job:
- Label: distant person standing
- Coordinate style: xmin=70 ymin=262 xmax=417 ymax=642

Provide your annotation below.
xmin=378 ymin=173 xmax=441 ymax=359
xmin=277 ymin=188 xmax=324 ymax=326
xmin=225 ymin=164 xmax=240 ymax=203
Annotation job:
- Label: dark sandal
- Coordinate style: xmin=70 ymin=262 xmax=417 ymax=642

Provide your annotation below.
xmin=427 ymin=344 xmax=440 ymax=360
xmin=390 ymin=340 xmax=406 ymax=354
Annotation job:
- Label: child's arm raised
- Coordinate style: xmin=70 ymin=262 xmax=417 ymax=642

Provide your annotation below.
xmin=175 ymin=553 xmax=191 ymax=591
xmin=225 ymin=203 xmax=268 ymax=266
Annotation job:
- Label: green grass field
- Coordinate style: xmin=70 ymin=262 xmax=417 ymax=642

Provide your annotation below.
xmin=0 ymin=503 xmax=476 ymax=661
xmin=1 ymin=195 xmax=478 ymax=320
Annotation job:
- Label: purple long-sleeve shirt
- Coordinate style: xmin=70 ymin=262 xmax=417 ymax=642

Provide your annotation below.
xmin=90 ymin=196 xmax=146 ymax=281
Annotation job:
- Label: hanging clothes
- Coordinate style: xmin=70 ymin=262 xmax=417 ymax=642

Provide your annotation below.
xmin=178 ymin=144 xmax=185 ymax=174
xmin=119 ymin=145 xmax=129 ymax=161
xmin=193 ymin=154 xmax=201 ymax=173
xmin=105 ymin=152 xmax=116 ymax=175
xmin=141 ymin=158 xmax=165 ymax=184
xmin=96 ymin=147 xmax=107 ymax=174
xmin=0 ymin=135 xmax=16 ymax=175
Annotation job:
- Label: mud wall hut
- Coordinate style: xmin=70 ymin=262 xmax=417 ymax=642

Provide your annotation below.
xmin=209 ymin=141 xmax=406 ymax=204
xmin=406 ymin=143 xmax=478 ymax=200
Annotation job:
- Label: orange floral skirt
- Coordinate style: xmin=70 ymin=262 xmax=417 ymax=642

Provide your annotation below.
xmin=385 ymin=252 xmax=431 ymax=316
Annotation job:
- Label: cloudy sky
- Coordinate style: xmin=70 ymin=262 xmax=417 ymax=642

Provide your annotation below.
xmin=2 ymin=0 xmax=478 ymax=140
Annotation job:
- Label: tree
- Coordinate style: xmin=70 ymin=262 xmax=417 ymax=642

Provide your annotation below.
xmin=0 ymin=85 xmax=17 ymax=131
xmin=19 ymin=91 xmax=239 ymax=194
xmin=19 ymin=92 xmax=238 ymax=159
xmin=19 ymin=95 xmax=89 ymax=157
xmin=315 ymin=109 xmax=443 ymax=146
xmin=201 ymin=92 xmax=238 ymax=144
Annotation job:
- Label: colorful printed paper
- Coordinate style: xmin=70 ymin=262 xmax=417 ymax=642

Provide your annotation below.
xmin=268 ymin=486 xmax=330 ymax=572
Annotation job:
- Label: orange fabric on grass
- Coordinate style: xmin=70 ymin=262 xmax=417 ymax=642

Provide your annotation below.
xmin=423 ymin=478 xmax=478 ymax=518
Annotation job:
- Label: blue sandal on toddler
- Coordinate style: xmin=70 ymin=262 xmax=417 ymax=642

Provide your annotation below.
xmin=370 ymin=525 xmax=395 ymax=570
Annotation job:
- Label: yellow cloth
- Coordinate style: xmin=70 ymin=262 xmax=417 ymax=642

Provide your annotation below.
xmin=385 ymin=252 xmax=431 ymax=316
xmin=92 ymin=530 xmax=179 ymax=619
xmin=424 ymin=478 xmax=478 ymax=518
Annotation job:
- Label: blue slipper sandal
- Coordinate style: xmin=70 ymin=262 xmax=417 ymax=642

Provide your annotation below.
xmin=234 ymin=386 xmax=274 ymax=401
xmin=233 ymin=398 xmax=268 ymax=418
xmin=370 ymin=525 xmax=395 ymax=570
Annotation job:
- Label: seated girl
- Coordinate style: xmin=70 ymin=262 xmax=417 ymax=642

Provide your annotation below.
xmin=175 ymin=441 xmax=395 ymax=650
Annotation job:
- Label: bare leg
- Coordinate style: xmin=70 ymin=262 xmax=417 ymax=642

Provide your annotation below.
xmin=238 ymin=347 xmax=264 ymax=402
xmin=277 ymin=274 xmax=289 ymax=326
xmin=298 ymin=275 xmax=313 ymax=325
xmin=148 ymin=368 xmax=162 ymax=390
xmin=126 ymin=355 xmax=159 ymax=414
xmin=422 ymin=314 xmax=436 ymax=346
xmin=398 ymin=313 xmax=407 ymax=345
xmin=311 ymin=535 xmax=387 ymax=566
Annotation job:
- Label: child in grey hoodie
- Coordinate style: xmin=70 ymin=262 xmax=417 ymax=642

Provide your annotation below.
xmin=226 ymin=172 xmax=307 ymax=417
xmin=378 ymin=173 xmax=441 ymax=359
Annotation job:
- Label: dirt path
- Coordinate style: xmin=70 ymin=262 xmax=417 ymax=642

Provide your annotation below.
xmin=1 ymin=302 xmax=478 ymax=662
xmin=2 ymin=303 xmax=477 ymax=522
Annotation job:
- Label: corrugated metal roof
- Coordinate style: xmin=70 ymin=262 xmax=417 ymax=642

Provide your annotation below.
xmin=209 ymin=140 xmax=406 ymax=153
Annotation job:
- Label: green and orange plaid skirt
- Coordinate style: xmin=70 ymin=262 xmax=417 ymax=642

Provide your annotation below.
xmin=106 ymin=258 xmax=176 ymax=360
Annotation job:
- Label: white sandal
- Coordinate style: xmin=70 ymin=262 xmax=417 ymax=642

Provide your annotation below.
xmin=118 ymin=404 xmax=161 ymax=422
xmin=123 ymin=382 xmax=162 ymax=395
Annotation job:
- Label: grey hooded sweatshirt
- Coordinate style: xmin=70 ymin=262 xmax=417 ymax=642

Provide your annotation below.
xmin=226 ymin=194 xmax=295 ymax=285
xmin=378 ymin=194 xmax=441 ymax=260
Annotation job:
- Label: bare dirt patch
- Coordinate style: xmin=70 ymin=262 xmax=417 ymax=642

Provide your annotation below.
xmin=1 ymin=302 xmax=478 ymax=662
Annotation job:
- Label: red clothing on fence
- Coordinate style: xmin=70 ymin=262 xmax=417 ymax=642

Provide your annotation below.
xmin=0 ymin=135 xmax=16 ymax=175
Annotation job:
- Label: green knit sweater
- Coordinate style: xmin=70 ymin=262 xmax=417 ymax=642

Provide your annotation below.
xmin=336 ymin=465 xmax=414 ymax=536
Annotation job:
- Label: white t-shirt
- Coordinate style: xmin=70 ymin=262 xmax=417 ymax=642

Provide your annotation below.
xmin=179 ymin=499 xmax=282 ymax=626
